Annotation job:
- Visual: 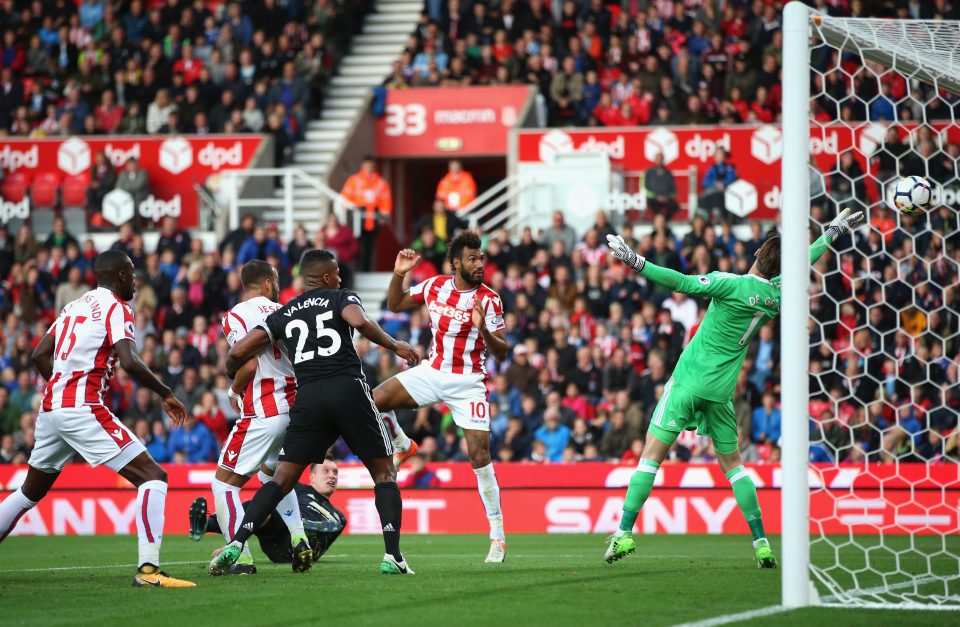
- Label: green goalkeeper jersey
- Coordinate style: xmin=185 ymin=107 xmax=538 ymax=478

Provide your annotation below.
xmin=638 ymin=235 xmax=832 ymax=403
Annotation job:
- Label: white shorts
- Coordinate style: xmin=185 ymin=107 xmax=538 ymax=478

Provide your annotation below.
xmin=219 ymin=413 xmax=290 ymax=477
xmin=394 ymin=364 xmax=491 ymax=431
xmin=30 ymin=405 xmax=146 ymax=473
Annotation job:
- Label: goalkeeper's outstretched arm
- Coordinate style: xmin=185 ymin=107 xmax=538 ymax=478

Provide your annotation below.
xmin=605 ymin=207 xmax=863 ymax=293
xmin=605 ymin=234 xmax=735 ymax=298
xmin=809 ymin=207 xmax=864 ymax=264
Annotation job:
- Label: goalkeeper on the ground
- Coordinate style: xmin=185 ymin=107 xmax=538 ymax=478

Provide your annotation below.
xmin=604 ymin=209 xmax=864 ymax=568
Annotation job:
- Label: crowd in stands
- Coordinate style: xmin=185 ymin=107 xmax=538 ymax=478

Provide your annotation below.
xmin=0 ymin=0 xmax=373 ymax=164
xmin=0 ymin=184 xmax=956 ymax=466
xmin=382 ymin=1 xmax=958 ymax=128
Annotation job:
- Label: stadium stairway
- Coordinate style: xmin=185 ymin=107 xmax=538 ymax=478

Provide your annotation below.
xmin=264 ymin=0 xmax=420 ymax=232
xmin=353 ymin=272 xmax=393 ymax=320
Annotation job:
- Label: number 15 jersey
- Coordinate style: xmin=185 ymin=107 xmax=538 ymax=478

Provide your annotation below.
xmin=41 ymin=287 xmax=135 ymax=411
xmin=260 ymin=288 xmax=365 ymax=385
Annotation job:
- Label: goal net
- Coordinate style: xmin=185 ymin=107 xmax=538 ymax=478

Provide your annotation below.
xmin=781 ymin=6 xmax=960 ymax=610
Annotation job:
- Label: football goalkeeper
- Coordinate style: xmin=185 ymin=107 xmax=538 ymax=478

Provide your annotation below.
xmin=604 ymin=209 xmax=864 ymax=568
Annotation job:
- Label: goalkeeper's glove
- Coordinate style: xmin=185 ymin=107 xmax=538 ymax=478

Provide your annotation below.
xmin=606 ymin=234 xmax=645 ymax=273
xmin=824 ymin=207 xmax=865 ymax=242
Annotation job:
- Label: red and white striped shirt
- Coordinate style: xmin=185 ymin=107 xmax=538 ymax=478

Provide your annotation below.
xmin=222 ymin=296 xmax=296 ymax=419
xmin=409 ymin=276 xmax=505 ymax=376
xmin=41 ymin=287 xmax=135 ymax=411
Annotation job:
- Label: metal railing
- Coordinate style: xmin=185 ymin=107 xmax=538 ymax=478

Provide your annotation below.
xmin=218 ymin=168 xmax=360 ymax=240
xmin=455 ymin=166 xmax=702 ymax=239
xmin=455 ymin=174 xmax=529 ymax=236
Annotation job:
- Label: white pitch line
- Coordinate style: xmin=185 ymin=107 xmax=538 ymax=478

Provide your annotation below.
xmin=671 ymin=605 xmax=794 ymax=627
xmin=0 ymin=560 xmax=208 ymax=574
xmin=821 ymin=573 xmax=960 ymax=604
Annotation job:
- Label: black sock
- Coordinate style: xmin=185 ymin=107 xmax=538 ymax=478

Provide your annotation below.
xmin=205 ymin=515 xmax=221 ymax=534
xmin=233 ymin=482 xmax=285 ymax=546
xmin=374 ymin=482 xmax=402 ymax=561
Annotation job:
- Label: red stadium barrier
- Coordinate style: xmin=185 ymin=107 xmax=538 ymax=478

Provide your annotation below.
xmin=1 ymin=463 xmax=956 ymax=537
xmin=375 ymin=86 xmax=534 ymax=157
xmin=1 ymin=462 xmax=955 ymax=491
xmin=0 ymin=135 xmax=264 ymax=227
xmin=517 ymin=122 xmax=960 ymax=220
xmin=1 ymin=488 xmax=954 ymax=538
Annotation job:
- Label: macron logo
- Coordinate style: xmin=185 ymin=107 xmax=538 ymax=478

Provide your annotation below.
xmin=111 ymin=429 xmax=124 ymax=441
xmin=227 ymin=451 xmax=238 ymax=461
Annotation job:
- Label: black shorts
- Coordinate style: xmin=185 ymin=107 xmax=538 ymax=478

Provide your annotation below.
xmin=279 ymin=375 xmax=392 ymax=464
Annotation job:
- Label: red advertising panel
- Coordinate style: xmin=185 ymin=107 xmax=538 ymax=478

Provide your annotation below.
xmin=517 ymin=123 xmax=960 ymax=220
xmin=375 ymin=86 xmax=533 ymax=157
xmin=1 ymin=462 xmax=954 ymax=491
xmin=2 ymin=488 xmax=954 ymax=538
xmin=0 ymin=135 xmax=264 ymax=227
xmin=1 ymin=463 xmax=956 ymax=537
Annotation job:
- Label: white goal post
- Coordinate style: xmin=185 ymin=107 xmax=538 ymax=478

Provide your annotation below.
xmin=782 ymin=3 xmax=960 ymax=610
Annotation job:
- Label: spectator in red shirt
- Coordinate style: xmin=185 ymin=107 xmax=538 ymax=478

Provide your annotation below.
xmin=194 ymin=390 xmax=229 ymax=445
xmin=172 ymin=42 xmax=204 ymax=85
xmin=750 ymin=85 xmax=774 ymax=123
xmin=398 ymin=455 xmax=441 ymax=489
xmin=93 ymin=90 xmax=124 ymax=133
xmin=593 ymin=91 xmax=621 ymax=126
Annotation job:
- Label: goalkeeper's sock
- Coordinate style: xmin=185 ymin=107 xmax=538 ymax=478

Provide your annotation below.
xmin=617 ymin=459 xmax=660 ymax=536
xmin=275 ymin=486 xmax=307 ymax=547
xmin=726 ymin=465 xmax=766 ymax=543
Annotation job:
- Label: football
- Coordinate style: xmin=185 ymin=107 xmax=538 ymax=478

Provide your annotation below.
xmin=892 ymin=175 xmax=933 ymax=215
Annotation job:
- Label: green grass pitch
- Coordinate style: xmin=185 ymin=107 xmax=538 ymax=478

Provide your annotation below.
xmin=0 ymin=534 xmax=955 ymax=626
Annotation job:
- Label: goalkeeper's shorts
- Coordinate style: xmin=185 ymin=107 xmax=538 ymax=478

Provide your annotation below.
xmin=648 ymin=378 xmax=738 ymax=454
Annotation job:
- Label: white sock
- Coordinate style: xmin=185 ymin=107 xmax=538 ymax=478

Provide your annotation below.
xmin=257 ymin=470 xmax=272 ymax=485
xmin=382 ymin=412 xmax=411 ymax=452
xmin=211 ymin=479 xmax=252 ymax=558
xmin=0 ymin=488 xmax=37 ymax=543
xmin=136 ymin=480 xmax=167 ymax=568
xmin=474 ymin=463 xmax=504 ymax=540
xmin=276 ymin=488 xmax=306 ymax=544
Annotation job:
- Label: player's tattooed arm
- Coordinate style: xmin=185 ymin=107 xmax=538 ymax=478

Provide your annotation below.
xmin=387 ymin=249 xmax=422 ymax=312
xmin=342 ymin=303 xmax=421 ymax=366
xmin=472 ymin=301 xmax=509 ymax=361
xmin=226 ymin=328 xmax=270 ymax=378
xmin=114 ymin=338 xmax=187 ymax=426
xmin=31 ymin=333 xmax=55 ymax=381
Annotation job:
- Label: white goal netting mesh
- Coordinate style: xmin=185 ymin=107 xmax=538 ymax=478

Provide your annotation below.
xmin=806 ymin=15 xmax=960 ymax=609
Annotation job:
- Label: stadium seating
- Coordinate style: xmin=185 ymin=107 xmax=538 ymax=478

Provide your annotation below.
xmin=31 ymin=172 xmax=61 ymax=209
xmin=1 ymin=172 xmax=29 ymax=202
xmin=61 ymin=173 xmax=91 ymax=209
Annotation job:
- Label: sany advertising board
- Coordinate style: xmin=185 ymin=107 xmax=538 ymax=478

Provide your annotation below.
xmin=0 ymin=135 xmax=264 ymax=227
xmin=375 ymin=86 xmax=533 ymax=157
xmin=1 ymin=463 xmax=955 ymax=537
xmin=518 ymin=122 xmax=960 ymax=220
